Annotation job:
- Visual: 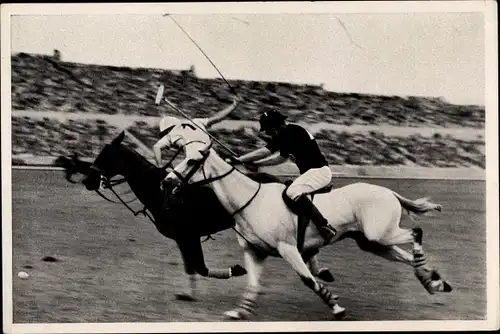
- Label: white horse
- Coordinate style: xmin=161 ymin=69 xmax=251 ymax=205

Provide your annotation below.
xmin=164 ymin=147 xmax=452 ymax=320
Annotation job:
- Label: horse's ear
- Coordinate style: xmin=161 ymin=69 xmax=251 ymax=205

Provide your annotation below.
xmin=111 ymin=131 xmax=125 ymax=147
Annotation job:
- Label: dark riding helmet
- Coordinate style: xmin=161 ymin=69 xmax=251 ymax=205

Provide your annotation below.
xmin=259 ymin=109 xmax=287 ymax=132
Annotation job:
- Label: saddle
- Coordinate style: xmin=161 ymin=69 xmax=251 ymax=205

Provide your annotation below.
xmin=283 ymin=180 xmax=334 ymax=197
xmin=282 ymin=180 xmax=334 ymax=252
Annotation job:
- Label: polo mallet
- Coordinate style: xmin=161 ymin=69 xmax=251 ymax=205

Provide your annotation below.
xmin=155 ymin=13 xmax=241 ymax=155
xmin=155 ymin=84 xmax=165 ymax=105
xmin=163 ymin=13 xmax=237 ymax=95
xmin=154 ymin=13 xmax=258 ymax=169
xmin=155 ymin=91 xmax=257 ymax=170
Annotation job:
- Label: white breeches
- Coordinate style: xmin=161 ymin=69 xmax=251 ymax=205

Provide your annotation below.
xmin=285 ymin=166 xmax=332 ymax=200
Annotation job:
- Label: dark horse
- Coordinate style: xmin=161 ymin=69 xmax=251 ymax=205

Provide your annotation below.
xmin=59 ymin=131 xmax=293 ymax=300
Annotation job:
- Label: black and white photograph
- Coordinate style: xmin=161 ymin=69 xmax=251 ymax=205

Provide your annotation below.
xmin=2 ymin=2 xmax=498 ymax=333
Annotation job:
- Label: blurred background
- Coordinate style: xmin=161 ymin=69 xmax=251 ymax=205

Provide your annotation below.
xmin=10 ymin=50 xmax=485 ymax=174
xmin=9 ymin=13 xmax=485 ymax=177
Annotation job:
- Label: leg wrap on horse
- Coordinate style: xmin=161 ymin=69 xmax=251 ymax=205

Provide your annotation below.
xmin=410 ymin=227 xmax=447 ymax=294
xmin=300 ymin=276 xmax=338 ymax=308
xmin=317 ymin=284 xmax=338 ymax=308
xmin=207 ymin=268 xmax=231 ymax=279
xmin=411 ymin=227 xmax=429 ymax=270
xmin=412 ymin=253 xmax=428 ymax=269
xmin=242 ymin=284 xmax=260 ymax=300
xmin=238 ymin=297 xmax=257 ymax=316
xmin=207 ymin=265 xmax=246 ymax=279
xmin=234 ymin=285 xmax=259 ymax=317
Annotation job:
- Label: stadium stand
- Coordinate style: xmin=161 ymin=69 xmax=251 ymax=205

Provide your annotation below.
xmin=12 ymin=117 xmax=485 ymax=169
xmin=12 ymin=53 xmax=484 ymax=128
xmin=12 ymin=117 xmax=119 ymax=158
xmin=10 ymin=52 xmax=485 ymax=169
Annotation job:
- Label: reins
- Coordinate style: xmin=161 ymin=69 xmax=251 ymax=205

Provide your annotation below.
xmin=231 ymin=183 xmax=262 ymax=217
xmin=177 ymin=150 xmax=263 ymax=219
xmin=95 ymin=177 xmax=156 ymax=224
xmin=193 ymin=164 xmax=262 ymax=218
xmin=93 ymin=140 xmax=264 ymax=246
xmin=169 ymin=150 xmax=277 ymax=253
xmin=95 ymin=177 xmax=137 ymax=205
xmin=92 ymin=141 xmax=211 ymax=227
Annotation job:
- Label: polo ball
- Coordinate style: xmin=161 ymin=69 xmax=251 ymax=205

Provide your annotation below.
xmin=18 ymin=271 xmax=29 ymax=279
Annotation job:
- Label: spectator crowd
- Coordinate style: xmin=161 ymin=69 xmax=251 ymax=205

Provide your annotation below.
xmin=11 ymin=52 xmax=485 ymax=169
xmin=12 ymin=117 xmax=485 ymax=169
xmin=12 ymin=53 xmax=484 ymax=127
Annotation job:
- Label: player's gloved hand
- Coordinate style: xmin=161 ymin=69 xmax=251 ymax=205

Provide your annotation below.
xmin=160 ymin=178 xmax=180 ymax=194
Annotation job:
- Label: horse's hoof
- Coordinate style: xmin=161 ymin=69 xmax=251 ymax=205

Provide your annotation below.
xmin=231 ymin=264 xmax=247 ymax=277
xmin=224 ymin=310 xmax=241 ymax=320
xmin=427 ymin=270 xmax=452 ymax=293
xmin=224 ymin=309 xmax=250 ymax=320
xmin=175 ymin=293 xmax=197 ymax=302
xmin=332 ymin=304 xmax=346 ymax=320
xmin=427 ymin=279 xmax=451 ymax=294
xmin=442 ymin=280 xmax=453 ymax=293
xmin=429 ymin=280 xmax=443 ymax=294
xmin=430 ymin=270 xmax=441 ymax=281
xmin=317 ymin=268 xmax=335 ymax=283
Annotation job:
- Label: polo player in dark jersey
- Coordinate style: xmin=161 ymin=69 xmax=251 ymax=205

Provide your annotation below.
xmin=234 ymin=109 xmax=336 ymax=245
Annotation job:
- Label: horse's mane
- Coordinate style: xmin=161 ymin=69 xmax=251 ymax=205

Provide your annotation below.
xmin=245 ymin=171 xmax=287 ymax=185
xmin=118 ymin=144 xmax=155 ymax=170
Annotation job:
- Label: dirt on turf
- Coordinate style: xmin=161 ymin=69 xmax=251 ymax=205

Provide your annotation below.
xmin=11 ymin=170 xmax=486 ymax=322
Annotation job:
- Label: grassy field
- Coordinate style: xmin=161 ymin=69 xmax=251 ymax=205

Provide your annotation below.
xmin=11 ymin=170 xmax=486 ymax=322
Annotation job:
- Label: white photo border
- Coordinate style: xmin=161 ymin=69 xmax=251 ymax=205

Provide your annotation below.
xmin=2 ymin=1 xmax=498 ymax=333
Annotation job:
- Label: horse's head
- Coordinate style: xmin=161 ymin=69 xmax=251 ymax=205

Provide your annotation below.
xmin=163 ymin=145 xmax=219 ymax=192
xmin=57 ymin=152 xmax=94 ymax=184
xmin=83 ymin=131 xmax=128 ymax=191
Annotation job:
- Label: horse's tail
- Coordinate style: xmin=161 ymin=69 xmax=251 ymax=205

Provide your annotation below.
xmin=392 ymin=191 xmax=442 ymax=221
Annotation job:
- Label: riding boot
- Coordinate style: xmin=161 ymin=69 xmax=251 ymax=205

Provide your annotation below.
xmin=293 ymin=195 xmax=336 ymax=245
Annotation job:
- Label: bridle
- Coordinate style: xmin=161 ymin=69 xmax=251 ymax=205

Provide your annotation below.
xmin=90 ymin=143 xmax=190 ymax=225
xmin=90 ymin=140 xmax=226 ymax=225
xmin=91 ymin=140 xmax=263 ymax=245
xmin=169 ymin=146 xmax=262 ymax=218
